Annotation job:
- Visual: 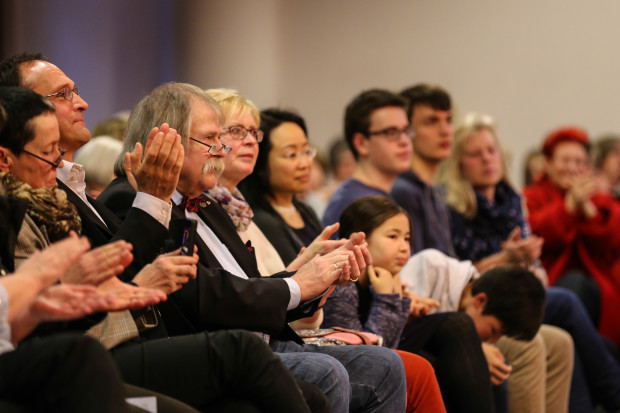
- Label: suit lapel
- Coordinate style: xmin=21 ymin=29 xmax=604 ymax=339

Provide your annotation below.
xmin=57 ymin=179 xmax=114 ymax=238
xmin=195 ymin=198 xmax=260 ymax=278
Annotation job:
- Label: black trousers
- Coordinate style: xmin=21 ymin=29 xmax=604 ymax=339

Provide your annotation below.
xmin=111 ymin=329 xmax=318 ymax=413
xmin=399 ymin=312 xmax=496 ymax=413
xmin=0 ymin=334 xmax=132 ymax=413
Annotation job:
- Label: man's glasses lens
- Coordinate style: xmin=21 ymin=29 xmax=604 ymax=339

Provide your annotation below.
xmin=46 ymin=86 xmax=80 ymax=101
xmin=189 ymin=137 xmax=232 ymax=155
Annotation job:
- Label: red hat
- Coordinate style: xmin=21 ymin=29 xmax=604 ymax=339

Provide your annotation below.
xmin=542 ymin=127 xmax=590 ymax=158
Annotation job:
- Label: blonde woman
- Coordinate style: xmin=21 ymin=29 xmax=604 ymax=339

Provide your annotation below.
xmin=440 ymin=113 xmax=620 ymax=412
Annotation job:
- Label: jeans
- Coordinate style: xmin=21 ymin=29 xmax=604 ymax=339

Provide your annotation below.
xmin=273 ymin=340 xmax=407 ymax=413
xmin=544 ymin=287 xmax=620 ymax=412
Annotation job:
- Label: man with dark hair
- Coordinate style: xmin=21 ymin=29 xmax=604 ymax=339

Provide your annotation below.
xmin=391 ymin=83 xmax=456 ymax=255
xmin=323 ymin=89 xmax=413 ymax=228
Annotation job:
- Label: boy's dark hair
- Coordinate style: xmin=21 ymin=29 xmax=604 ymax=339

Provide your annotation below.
xmin=239 ymin=108 xmax=307 ymax=211
xmin=400 ymin=84 xmax=452 ymax=120
xmin=0 ymin=87 xmax=55 ymax=155
xmin=472 ymin=265 xmax=546 ymax=341
xmin=339 ymin=195 xmax=411 ymax=246
xmin=343 ymin=89 xmax=407 ymax=160
xmin=0 ymin=53 xmax=46 ymax=88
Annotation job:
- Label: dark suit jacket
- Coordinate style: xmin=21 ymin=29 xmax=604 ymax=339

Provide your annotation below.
xmin=252 ymin=198 xmax=323 ymax=266
xmin=57 ymin=179 xmax=167 ymax=273
xmin=99 ymin=177 xmax=318 ymax=343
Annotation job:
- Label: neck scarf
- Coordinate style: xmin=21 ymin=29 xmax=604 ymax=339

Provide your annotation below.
xmin=0 ymin=172 xmax=81 ymax=242
xmin=207 ymin=183 xmax=254 ymax=232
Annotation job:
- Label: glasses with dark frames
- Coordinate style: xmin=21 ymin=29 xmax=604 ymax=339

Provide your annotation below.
xmin=46 ymin=86 xmax=80 ymax=101
xmin=22 ymin=148 xmax=67 ymax=168
xmin=189 ymin=137 xmax=232 ymax=155
xmin=366 ymin=126 xmax=415 ymax=141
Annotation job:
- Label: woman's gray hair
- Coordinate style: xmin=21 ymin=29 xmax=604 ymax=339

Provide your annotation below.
xmin=114 ymin=82 xmax=222 ymax=176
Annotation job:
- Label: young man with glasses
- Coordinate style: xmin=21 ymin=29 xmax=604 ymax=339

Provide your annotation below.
xmin=322 ymin=88 xmax=413 ymax=229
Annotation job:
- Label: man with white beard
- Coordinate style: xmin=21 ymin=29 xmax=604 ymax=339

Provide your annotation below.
xmin=99 ymin=82 xmax=408 ymax=413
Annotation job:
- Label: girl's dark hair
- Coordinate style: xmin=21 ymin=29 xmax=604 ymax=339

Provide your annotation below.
xmin=238 ymin=108 xmax=308 ymax=210
xmin=339 ymin=195 xmax=411 ymax=244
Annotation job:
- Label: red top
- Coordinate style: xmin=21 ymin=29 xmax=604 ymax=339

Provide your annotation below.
xmin=524 ymin=177 xmax=620 ymax=345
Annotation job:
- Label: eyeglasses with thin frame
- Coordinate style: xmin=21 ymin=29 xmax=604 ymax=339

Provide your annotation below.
xmin=366 ymin=126 xmax=415 ymax=141
xmin=46 ymin=86 xmax=80 ymax=101
xmin=281 ymin=147 xmax=318 ymax=162
xmin=22 ymin=148 xmax=67 ymax=168
xmin=189 ymin=137 xmax=232 ymax=155
xmin=222 ymin=125 xmax=264 ymax=143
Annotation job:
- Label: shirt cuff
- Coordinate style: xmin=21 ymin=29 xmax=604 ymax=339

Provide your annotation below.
xmin=132 ymin=192 xmax=172 ymax=229
xmin=0 ymin=284 xmax=15 ymax=355
xmin=284 ymin=278 xmax=301 ymax=310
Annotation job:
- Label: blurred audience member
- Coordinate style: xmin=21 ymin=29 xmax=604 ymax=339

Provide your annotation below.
xmin=75 ymin=136 xmax=123 ymax=198
xmin=524 ymin=127 xmax=620 ymax=347
xmin=441 ymin=114 xmax=620 ymax=412
xmin=92 ymin=111 xmax=130 ymax=142
xmin=592 ymin=134 xmax=620 ymax=198
xmin=298 ymin=147 xmax=330 ymax=218
xmin=329 ymin=139 xmax=357 ymax=183
xmin=523 ymin=148 xmax=546 ymax=187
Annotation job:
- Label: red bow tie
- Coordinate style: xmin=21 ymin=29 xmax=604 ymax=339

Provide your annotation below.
xmin=179 ymin=195 xmax=209 ymax=212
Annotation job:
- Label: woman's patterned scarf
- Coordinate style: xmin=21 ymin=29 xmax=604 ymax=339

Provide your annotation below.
xmin=207 ymin=183 xmax=254 ymax=231
xmin=0 ymin=172 xmax=81 ymax=241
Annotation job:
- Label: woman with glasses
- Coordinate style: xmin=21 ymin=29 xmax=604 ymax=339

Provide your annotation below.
xmin=207 ymin=90 xmax=345 ymax=279
xmin=0 ymin=87 xmax=75 ymax=258
xmin=238 ymin=108 xmax=326 ymax=266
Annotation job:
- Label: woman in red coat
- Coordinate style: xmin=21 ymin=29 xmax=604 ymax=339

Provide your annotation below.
xmin=524 ymin=127 xmax=620 ymax=346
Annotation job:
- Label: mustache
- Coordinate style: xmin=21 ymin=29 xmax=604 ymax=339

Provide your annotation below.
xmin=202 ymin=158 xmax=225 ymax=178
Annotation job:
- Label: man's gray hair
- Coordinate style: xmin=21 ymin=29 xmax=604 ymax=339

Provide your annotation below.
xmin=114 ymin=82 xmax=222 ymax=176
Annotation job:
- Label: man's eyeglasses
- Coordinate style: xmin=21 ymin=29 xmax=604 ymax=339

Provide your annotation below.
xmin=22 ymin=148 xmax=67 ymax=168
xmin=189 ymin=137 xmax=232 ymax=155
xmin=222 ymin=126 xmax=264 ymax=143
xmin=367 ymin=126 xmax=415 ymax=141
xmin=46 ymin=86 xmax=80 ymax=101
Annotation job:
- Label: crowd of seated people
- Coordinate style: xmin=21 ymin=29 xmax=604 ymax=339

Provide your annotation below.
xmin=1 ymin=48 xmax=620 ymax=413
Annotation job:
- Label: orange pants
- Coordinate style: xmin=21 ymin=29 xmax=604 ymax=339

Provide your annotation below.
xmin=392 ymin=349 xmax=446 ymax=413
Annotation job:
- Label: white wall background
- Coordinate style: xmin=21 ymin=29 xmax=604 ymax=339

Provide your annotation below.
xmin=5 ymin=0 xmax=620 ymax=187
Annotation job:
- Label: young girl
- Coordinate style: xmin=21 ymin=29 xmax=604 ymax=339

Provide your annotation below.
xmin=323 ymin=195 xmax=437 ymax=347
xmin=323 ymin=195 xmax=498 ymax=413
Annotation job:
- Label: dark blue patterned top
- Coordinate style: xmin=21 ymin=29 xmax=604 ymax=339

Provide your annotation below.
xmin=448 ymin=180 xmax=529 ymax=262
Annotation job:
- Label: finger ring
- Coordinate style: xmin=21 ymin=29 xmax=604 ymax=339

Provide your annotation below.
xmin=334 ymin=263 xmax=341 ymax=271
xmin=349 ymin=276 xmax=359 ymax=283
